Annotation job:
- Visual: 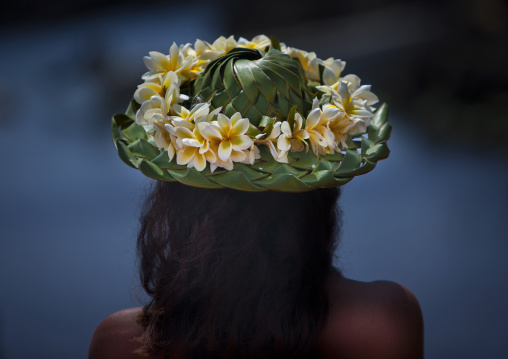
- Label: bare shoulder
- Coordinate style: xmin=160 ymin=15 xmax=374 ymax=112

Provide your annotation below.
xmin=88 ymin=307 xmax=152 ymax=359
xmin=317 ymin=277 xmax=424 ymax=359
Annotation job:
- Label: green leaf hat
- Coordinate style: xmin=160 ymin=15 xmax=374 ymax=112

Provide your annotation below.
xmin=112 ymin=35 xmax=391 ymax=192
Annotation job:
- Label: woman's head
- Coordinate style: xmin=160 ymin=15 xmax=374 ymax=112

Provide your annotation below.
xmin=137 ymin=182 xmax=342 ymax=358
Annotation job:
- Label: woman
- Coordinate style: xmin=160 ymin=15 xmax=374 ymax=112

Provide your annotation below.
xmin=88 ymin=182 xmax=423 ymax=358
xmin=91 ymin=35 xmax=423 ymax=358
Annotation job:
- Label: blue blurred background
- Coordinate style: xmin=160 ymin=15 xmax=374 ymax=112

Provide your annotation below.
xmin=1 ymin=0 xmax=507 ymax=358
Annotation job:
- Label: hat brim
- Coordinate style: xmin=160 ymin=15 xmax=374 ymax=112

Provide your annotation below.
xmin=112 ymin=100 xmax=391 ymax=192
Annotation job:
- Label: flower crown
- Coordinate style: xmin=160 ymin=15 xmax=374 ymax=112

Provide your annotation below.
xmin=112 ymin=35 xmax=391 ymax=192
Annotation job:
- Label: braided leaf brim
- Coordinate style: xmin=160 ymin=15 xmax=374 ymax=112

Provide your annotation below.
xmin=112 ymin=101 xmax=391 ymax=192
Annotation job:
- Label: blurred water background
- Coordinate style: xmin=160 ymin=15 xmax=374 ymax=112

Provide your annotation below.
xmin=0 ymin=0 xmax=507 ymax=358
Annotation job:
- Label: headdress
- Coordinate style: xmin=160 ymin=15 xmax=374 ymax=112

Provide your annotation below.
xmin=112 ymin=35 xmax=391 ymax=192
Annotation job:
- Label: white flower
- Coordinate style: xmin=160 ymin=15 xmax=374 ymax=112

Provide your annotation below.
xmin=172 ymin=123 xmax=216 ymax=172
xmin=278 ymin=113 xmax=309 ymax=152
xmin=276 ymin=113 xmax=310 ymax=162
xmin=237 ymin=35 xmax=271 ymax=50
xmin=324 ymin=75 xmax=379 ymax=136
xmin=319 ymin=59 xmax=347 ymax=90
xmin=134 ymin=71 xmax=181 ymax=104
xmin=142 ymin=43 xmax=190 ymax=82
xmin=198 ymin=112 xmax=253 ymax=171
xmin=240 ymin=143 xmax=261 ymax=166
xmin=285 ymin=47 xmax=322 ymax=82
xmin=135 ymin=85 xmax=181 ymax=127
xmin=255 ymin=121 xmax=283 ymax=162
xmin=151 ymin=119 xmax=178 ymax=161
xmin=305 ymin=106 xmax=339 ymax=156
xmin=209 ymin=35 xmax=237 ymax=55
xmin=171 ymin=103 xmax=211 ymax=125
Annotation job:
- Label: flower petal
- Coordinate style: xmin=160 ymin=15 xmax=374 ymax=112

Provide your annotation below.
xmin=217 ymin=113 xmax=231 ymax=135
xmin=193 ymin=153 xmax=207 ymax=171
xmin=177 ymin=146 xmax=196 ymax=165
xmin=281 ymin=121 xmax=291 ymax=136
xmin=330 ymin=59 xmax=346 ymax=76
xmin=230 ymin=150 xmax=246 ymax=162
xmin=182 ymin=138 xmax=202 ymax=147
xmin=198 ymin=122 xmax=222 ymax=141
xmin=323 ymin=67 xmax=338 ymax=86
xmin=230 ymin=134 xmax=253 ymax=151
xmin=277 ymin=135 xmax=291 ymax=151
xmin=306 ymin=108 xmax=321 ymax=130
xmin=218 ymin=140 xmax=232 ymax=161
xmin=174 ymin=127 xmax=194 ymax=139
xmin=231 ymin=118 xmax=249 ymax=136
xmin=169 ymin=43 xmax=179 ymax=70
xmin=230 ymin=112 xmax=243 ymax=126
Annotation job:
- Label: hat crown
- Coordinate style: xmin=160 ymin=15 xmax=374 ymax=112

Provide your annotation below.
xmin=193 ymin=47 xmax=313 ymax=126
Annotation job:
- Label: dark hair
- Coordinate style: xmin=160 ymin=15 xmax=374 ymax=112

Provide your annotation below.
xmin=136 ymin=181 xmax=342 ymax=358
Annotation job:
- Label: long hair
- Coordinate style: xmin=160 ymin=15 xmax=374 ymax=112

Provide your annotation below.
xmin=136 ymin=181 xmax=342 ymax=358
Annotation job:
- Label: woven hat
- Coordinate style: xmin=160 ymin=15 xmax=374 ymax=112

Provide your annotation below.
xmin=112 ymin=35 xmax=391 ymax=192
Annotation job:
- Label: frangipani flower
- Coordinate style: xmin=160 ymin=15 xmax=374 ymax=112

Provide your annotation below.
xmin=319 ymin=59 xmax=347 ymax=90
xmin=209 ymin=36 xmax=237 ymax=55
xmin=285 ymin=47 xmax=322 ymax=82
xmin=172 ymin=103 xmax=211 ymax=126
xmin=135 ymin=80 xmax=181 ymax=126
xmin=134 ymin=72 xmax=180 ymax=104
xmin=241 ymin=143 xmax=261 ymax=166
xmin=326 ymin=111 xmax=350 ymax=149
xmin=172 ymin=124 xmax=216 ymax=172
xmin=276 ymin=113 xmax=309 ymax=162
xmin=237 ymin=35 xmax=271 ymax=50
xmin=278 ymin=113 xmax=309 ymax=152
xmin=255 ymin=121 xmax=283 ymax=162
xmin=305 ymin=106 xmax=339 ymax=156
xmin=142 ymin=43 xmax=190 ymax=81
xmin=324 ymin=75 xmax=378 ymax=135
xmin=199 ymin=113 xmax=253 ymax=162
xmin=193 ymin=39 xmax=224 ymax=61
xmin=152 ymin=120 xmax=178 ymax=160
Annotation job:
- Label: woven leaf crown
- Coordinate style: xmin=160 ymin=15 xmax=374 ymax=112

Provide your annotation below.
xmin=193 ymin=47 xmax=313 ymax=126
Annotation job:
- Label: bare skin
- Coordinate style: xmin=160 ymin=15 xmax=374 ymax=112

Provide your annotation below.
xmin=88 ymin=277 xmax=423 ymax=359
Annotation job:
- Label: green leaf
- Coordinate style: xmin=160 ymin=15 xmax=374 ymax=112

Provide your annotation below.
xmin=259 ymin=116 xmax=275 ymax=128
xmin=139 ymin=159 xmax=175 ymax=181
xmin=287 ymin=105 xmax=297 ymax=128
xmin=301 ymin=170 xmax=352 ymax=188
xmin=151 ymin=151 xmax=175 ymax=169
xmin=229 ymin=164 xmax=268 ymax=181
xmin=365 ymin=143 xmax=390 ymax=160
xmin=254 ymin=173 xmax=314 ymax=192
xmin=168 ymin=168 xmax=223 ymax=189
xmin=251 ymin=157 xmax=283 ymax=173
xmin=127 ymin=139 xmax=160 ymax=159
xmin=290 ymin=150 xmax=319 ymax=170
xmin=209 ymin=171 xmax=266 ymax=192
xmin=311 ymin=159 xmax=338 ymax=172
xmin=125 ymin=99 xmax=140 ymax=121
xmin=273 ymin=164 xmax=308 ymax=177
xmin=361 ymin=137 xmax=374 ymax=156
xmin=336 ymin=149 xmax=361 ymax=176
xmin=116 ymin=140 xmax=138 ymax=169
xmin=246 ymin=123 xmax=262 ymax=137
xmin=112 ymin=113 xmax=133 ymax=128
xmin=111 ymin=118 xmax=123 ymax=145
xmin=269 ymin=36 xmax=281 ymax=51
xmin=234 ymin=60 xmax=260 ymax=104
xmin=370 ymin=103 xmax=389 ymax=129
xmin=121 ymin=122 xmax=148 ymax=142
